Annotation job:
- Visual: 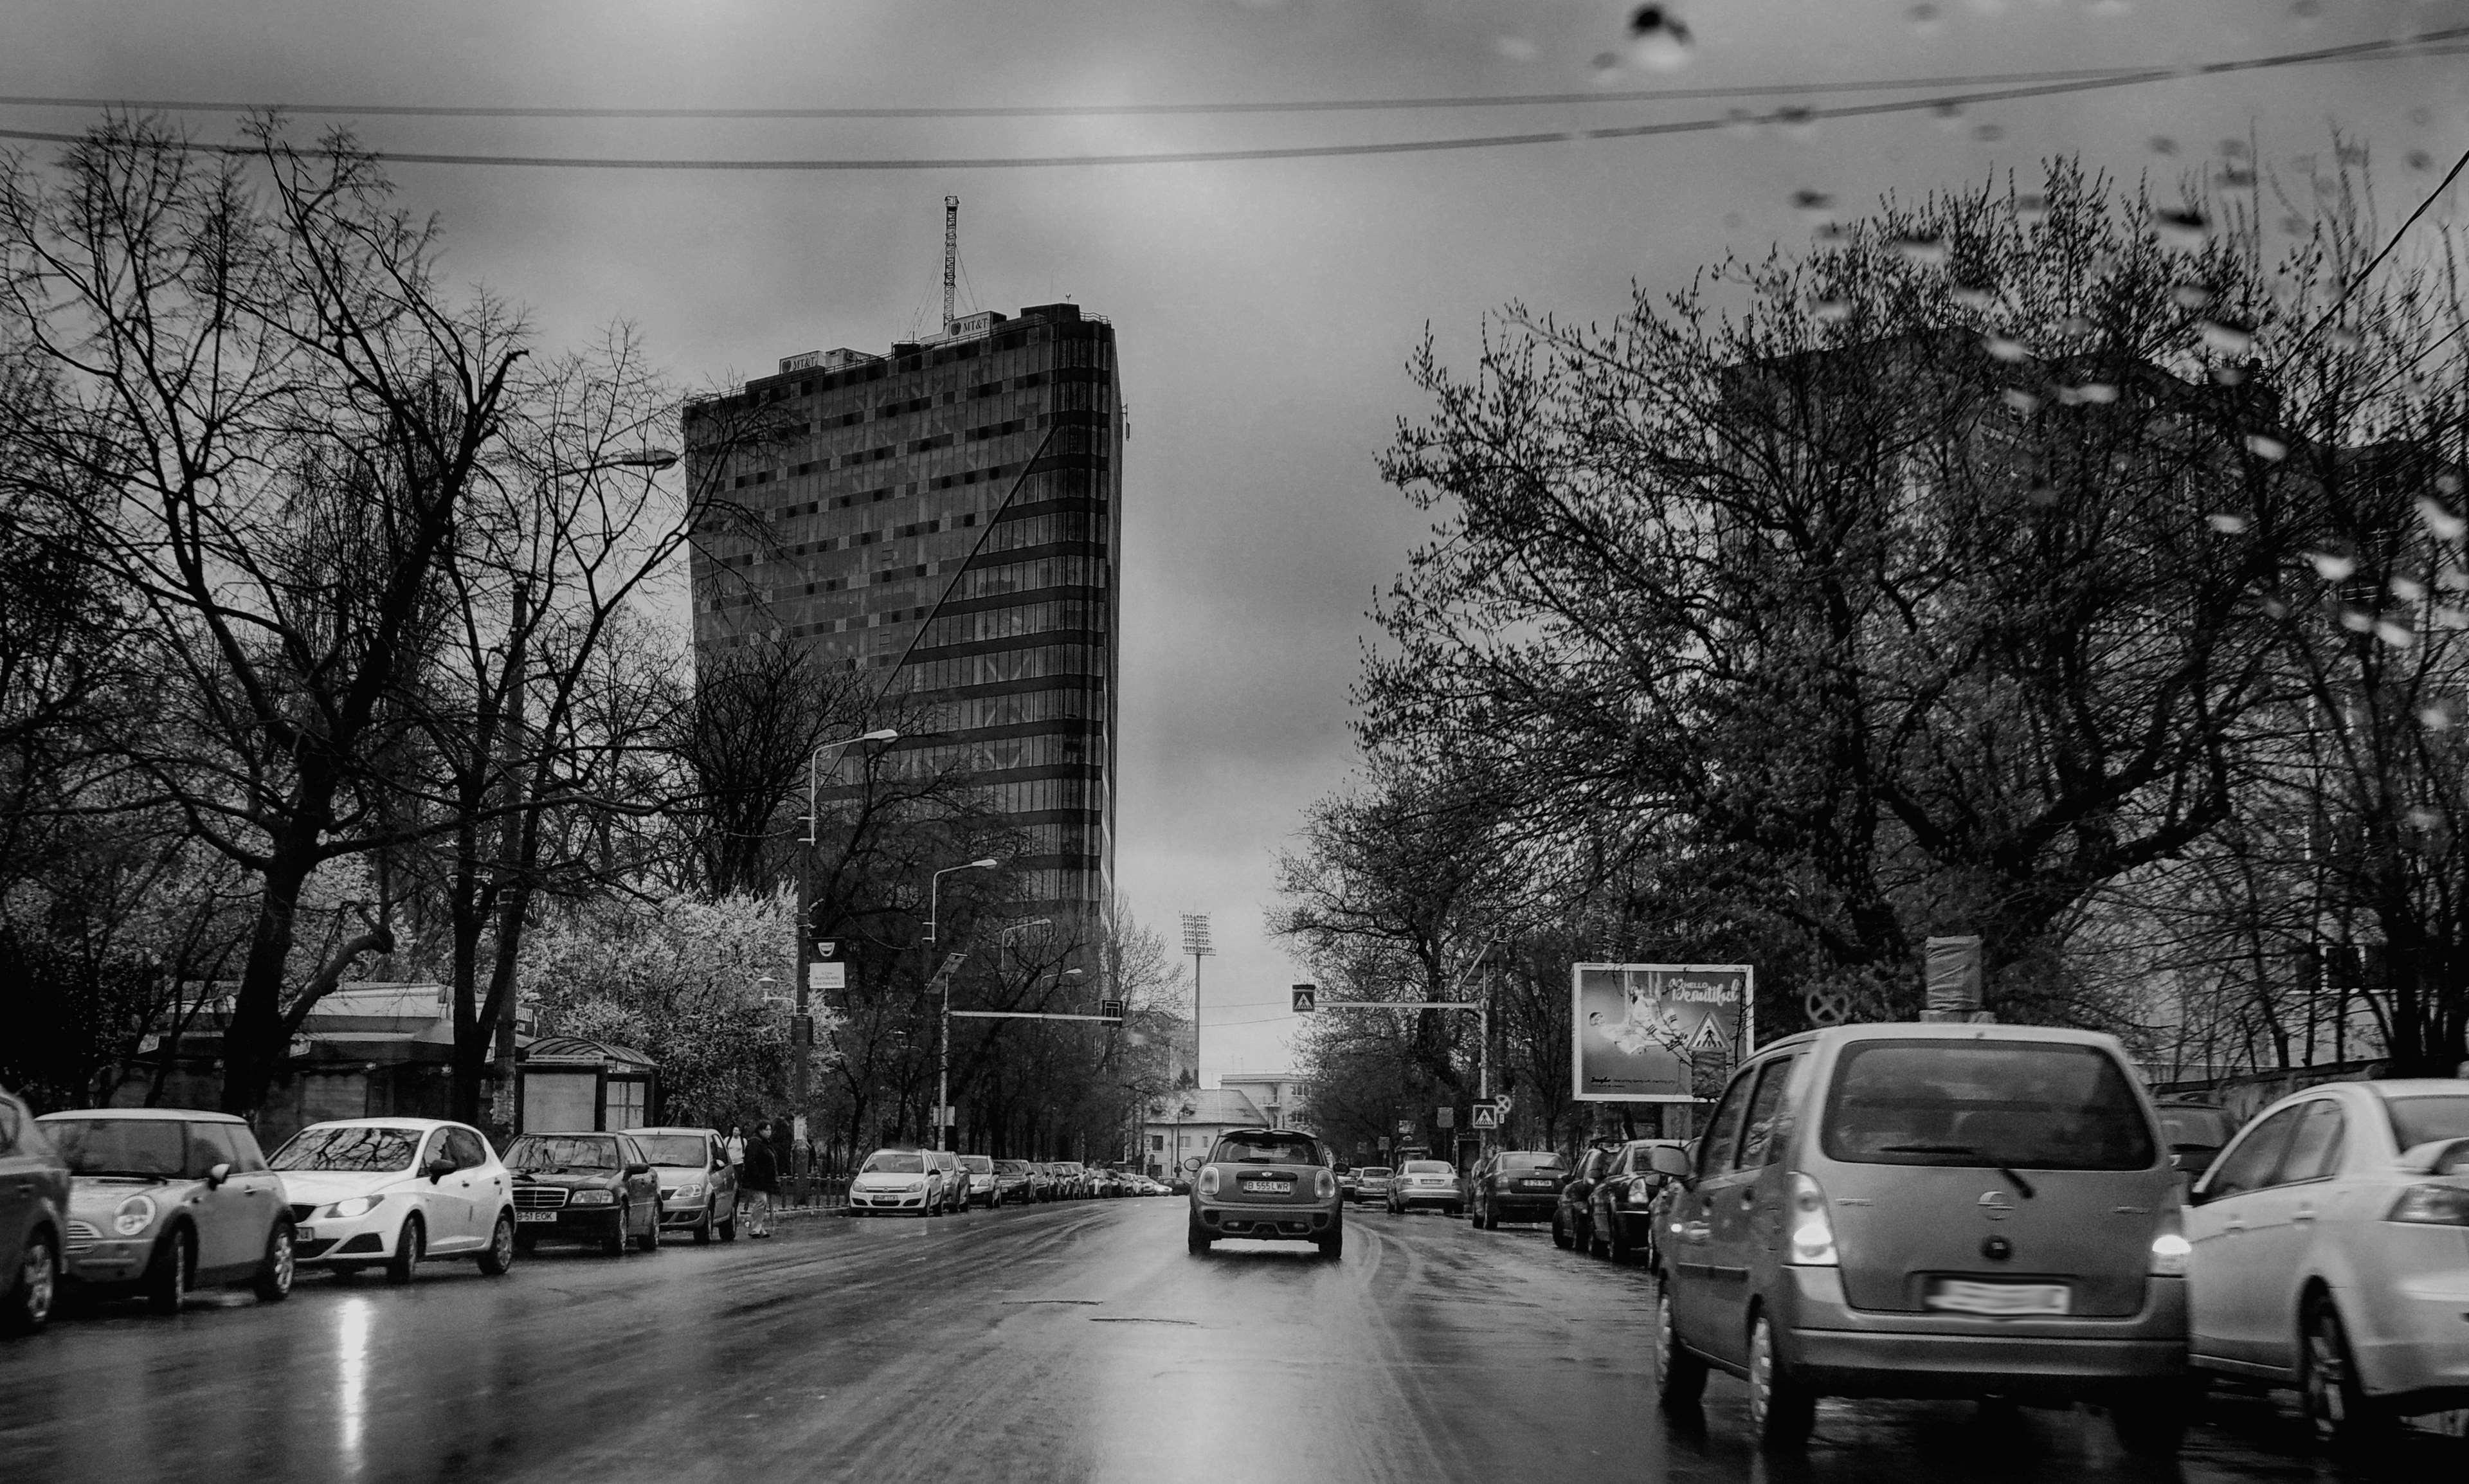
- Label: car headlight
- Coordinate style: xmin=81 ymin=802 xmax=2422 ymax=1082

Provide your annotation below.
xmin=898 ymin=1179 xmax=925 ymax=1191
xmin=112 ymin=1195 xmax=158 ymax=1236
xmin=571 ymin=1190 xmax=615 ymax=1206
xmin=672 ymin=1182 xmax=705 ymax=1200
xmin=323 ymin=1195 xmax=385 ymax=1220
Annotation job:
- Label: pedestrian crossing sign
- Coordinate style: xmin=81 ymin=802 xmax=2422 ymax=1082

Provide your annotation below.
xmin=1688 ymin=1015 xmax=1732 ymax=1056
xmin=1292 ymin=983 xmax=1317 ymax=1013
xmin=1472 ymin=1103 xmax=1500 ymax=1130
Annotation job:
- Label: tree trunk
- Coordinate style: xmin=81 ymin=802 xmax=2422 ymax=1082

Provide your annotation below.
xmin=219 ymin=840 xmax=320 ymax=1114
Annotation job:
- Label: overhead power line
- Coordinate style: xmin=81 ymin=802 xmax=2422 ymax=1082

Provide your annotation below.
xmin=0 ymin=28 xmax=2457 ymax=172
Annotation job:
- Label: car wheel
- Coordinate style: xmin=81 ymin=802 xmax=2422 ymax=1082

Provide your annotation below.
xmin=1551 ymin=1212 xmax=1573 ymax=1250
xmin=1748 ymin=1312 xmax=1816 ymax=1449
xmin=251 ymin=1220 xmax=296 ymax=1301
xmin=1654 ymin=1281 xmax=1707 ymax=1408
xmin=1587 ymin=1224 xmax=1610 ymax=1260
xmin=1317 ymin=1228 xmax=1344 ymax=1260
xmin=1 ymin=1231 xmax=58 ymax=1334
xmin=386 ymin=1215 xmax=425 ymax=1284
xmin=143 ymin=1225 xmax=194 ymax=1313
xmin=636 ymin=1209 xmax=662 ymax=1253
xmin=1609 ymin=1216 xmax=1632 ymax=1264
xmin=719 ymin=1205 xmax=738 ymax=1242
xmin=2301 ymin=1294 xmax=2391 ymax=1450
xmin=1187 ymin=1218 xmax=1214 ymax=1255
xmin=694 ymin=1211 xmax=713 ymax=1244
xmin=603 ymin=1203 xmax=631 ymax=1254
xmin=477 ymin=1214 xmax=516 ymax=1276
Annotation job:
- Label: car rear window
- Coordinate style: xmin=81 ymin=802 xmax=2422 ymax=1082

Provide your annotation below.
xmin=1401 ymin=1161 xmax=1453 ymax=1175
xmin=1822 ymin=1040 xmax=2157 ymax=1171
xmin=862 ymin=1151 xmax=926 ymax=1174
xmin=42 ymin=1119 xmax=213 ymax=1179
xmin=1215 ymin=1134 xmax=1325 ymax=1166
xmin=1499 ymin=1152 xmax=1568 ymax=1171
xmin=2383 ymin=1094 xmax=2469 ymax=1152
xmin=1359 ymin=1167 xmax=1391 ymax=1178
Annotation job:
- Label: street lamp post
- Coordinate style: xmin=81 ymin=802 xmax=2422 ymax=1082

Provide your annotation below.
xmin=927 ymin=858 xmax=1000 ymax=1152
xmin=793 ymin=728 xmax=900 ymax=1150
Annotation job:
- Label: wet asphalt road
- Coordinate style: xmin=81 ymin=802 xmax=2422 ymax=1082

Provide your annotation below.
xmin=1 ymin=1197 xmax=2461 ymax=1483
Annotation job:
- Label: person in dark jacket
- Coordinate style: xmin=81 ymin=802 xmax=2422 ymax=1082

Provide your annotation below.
xmin=739 ymin=1125 xmax=778 ymax=1237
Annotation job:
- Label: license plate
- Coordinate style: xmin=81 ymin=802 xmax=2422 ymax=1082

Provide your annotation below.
xmin=1520 ymin=1181 xmax=1555 ymax=1190
xmin=516 ymin=1211 xmax=559 ymax=1224
xmin=1924 ymin=1280 xmax=2070 ymax=1316
xmin=1241 ymin=1181 xmax=1293 ymax=1195
xmin=294 ymin=1226 xmax=316 ymax=1242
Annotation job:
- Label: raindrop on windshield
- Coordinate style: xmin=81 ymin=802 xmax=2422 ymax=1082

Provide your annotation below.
xmin=1973 ymin=122 xmax=2005 ymax=143
xmin=1908 ymin=4 xmax=1945 ymax=37
xmin=2419 ymin=707 xmax=2455 ymax=732
xmin=2149 ymin=136 xmax=2180 ymax=156
xmin=2391 ymin=574 xmax=2428 ymax=603
xmin=2207 ymin=514 xmax=2249 ymax=534
xmin=2407 ymin=805 xmax=2444 ymax=830
xmin=2157 ymin=208 xmax=2210 ymax=250
xmin=1810 ymin=298 xmax=1853 ymax=323
xmin=2171 ymin=284 xmax=2214 ymax=309
xmin=2339 ymin=608 xmax=2376 ymax=635
xmin=1953 ymin=284 xmax=1998 ymax=310
xmin=2201 ymin=319 xmax=2256 ymax=356
xmin=2013 ymin=192 xmax=2049 ymax=224
xmin=1791 ymin=189 xmax=1835 ymax=218
xmin=1626 ymin=5 xmax=1696 ymax=71
xmin=1982 ymin=334 xmax=2029 ymax=362
xmin=2072 ymin=382 xmax=2118 ymax=403
xmin=2002 ymin=388 xmax=2042 ymax=415
xmin=2417 ymin=497 xmax=2466 ymax=541
xmin=1933 ymin=100 xmax=1966 ymax=131
xmin=1892 ymin=234 xmax=1949 ymax=266
xmin=2058 ymin=315 xmax=2094 ymax=338
xmin=1493 ymin=35 xmax=1538 ymax=60
xmin=2244 ymin=434 xmax=2286 ymax=461
xmin=2407 ymin=150 xmax=2435 ymax=172
xmin=2310 ymin=551 xmax=2357 ymax=582
xmin=2376 ymin=620 xmax=2416 ymax=649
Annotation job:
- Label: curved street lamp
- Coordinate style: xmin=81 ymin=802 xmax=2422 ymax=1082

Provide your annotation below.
xmin=928 ymin=857 xmax=1001 ymax=1150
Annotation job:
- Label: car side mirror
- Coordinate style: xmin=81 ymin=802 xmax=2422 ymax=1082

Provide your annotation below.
xmin=626 ymin=1163 xmax=652 ymax=1177
xmin=204 ymin=1161 xmax=233 ymax=1189
xmin=1647 ymin=1145 xmax=1694 ymax=1185
xmin=425 ymin=1157 xmax=456 ymax=1183
xmin=1180 ymin=1156 xmax=1203 ymax=1173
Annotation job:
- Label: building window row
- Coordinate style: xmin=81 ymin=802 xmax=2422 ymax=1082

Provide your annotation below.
xmin=898 ymin=642 xmax=1105 ymax=693
xmin=919 ymin=599 xmax=1106 ymax=650
xmin=945 ymin=556 xmax=1101 ymax=601
xmin=928 ymin=690 xmax=1098 ymax=736
xmin=893 ymin=731 xmax=1094 ymax=775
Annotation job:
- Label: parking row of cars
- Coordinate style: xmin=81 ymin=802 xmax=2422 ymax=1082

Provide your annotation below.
xmin=848 ymin=1150 xmax=1172 ymax=1215
xmin=1443 ymin=1025 xmax=2469 ymax=1458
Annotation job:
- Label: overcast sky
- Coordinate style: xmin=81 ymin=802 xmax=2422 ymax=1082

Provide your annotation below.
xmin=7 ymin=0 xmax=2463 ymax=1083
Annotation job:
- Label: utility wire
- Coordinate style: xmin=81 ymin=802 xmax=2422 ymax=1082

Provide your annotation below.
xmin=0 ymin=28 xmax=2455 ymax=171
xmin=2284 ymin=140 xmax=2469 ymax=357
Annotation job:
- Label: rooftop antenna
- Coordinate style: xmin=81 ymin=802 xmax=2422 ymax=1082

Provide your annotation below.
xmin=942 ymin=194 xmax=959 ymax=330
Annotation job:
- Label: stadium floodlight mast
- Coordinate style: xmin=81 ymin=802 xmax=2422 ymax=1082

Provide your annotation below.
xmin=790 ymin=728 xmax=901 ymax=1137
xmin=1180 ymin=913 xmax=1213 ymax=1087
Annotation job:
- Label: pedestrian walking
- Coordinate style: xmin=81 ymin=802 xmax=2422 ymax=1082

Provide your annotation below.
xmin=740 ymin=1126 xmax=778 ymax=1238
xmin=724 ymin=1125 xmax=747 ymax=1168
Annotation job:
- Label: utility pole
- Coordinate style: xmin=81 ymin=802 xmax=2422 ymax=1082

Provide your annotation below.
xmin=794 ymin=730 xmax=898 ymax=1144
xmin=942 ymin=195 xmax=959 ymax=329
xmin=1180 ymin=913 xmax=1213 ymax=1089
xmin=925 ymin=858 xmax=998 ymax=1150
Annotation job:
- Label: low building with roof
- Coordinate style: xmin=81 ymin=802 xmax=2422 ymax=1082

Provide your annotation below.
xmin=1139 ymin=1087 xmax=1269 ymax=1179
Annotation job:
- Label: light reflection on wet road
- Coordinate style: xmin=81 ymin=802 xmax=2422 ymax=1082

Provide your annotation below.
xmin=0 ymin=1199 xmax=2459 ymax=1482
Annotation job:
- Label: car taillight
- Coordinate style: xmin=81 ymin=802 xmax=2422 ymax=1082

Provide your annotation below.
xmin=1786 ymin=1173 xmax=1838 ymax=1266
xmin=2149 ymin=1204 xmax=2191 ymax=1275
xmin=1198 ymin=1167 xmax=1220 ymax=1196
xmin=2387 ymin=1184 xmax=2469 ymax=1226
xmin=1315 ymin=1170 xmax=1336 ymax=1199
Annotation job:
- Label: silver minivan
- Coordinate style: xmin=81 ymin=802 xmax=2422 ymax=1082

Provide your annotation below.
xmin=1650 ymin=1024 xmax=2190 ymax=1454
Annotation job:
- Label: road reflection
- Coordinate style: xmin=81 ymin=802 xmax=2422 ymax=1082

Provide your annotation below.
xmin=334 ymin=1295 xmax=372 ymax=1476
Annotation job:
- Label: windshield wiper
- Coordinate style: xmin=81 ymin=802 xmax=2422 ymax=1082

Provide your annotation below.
xmin=1874 ymin=1143 xmax=2036 ymax=1199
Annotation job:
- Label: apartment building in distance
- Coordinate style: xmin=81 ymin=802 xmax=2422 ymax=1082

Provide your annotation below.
xmin=684 ymin=302 xmax=1121 ymax=910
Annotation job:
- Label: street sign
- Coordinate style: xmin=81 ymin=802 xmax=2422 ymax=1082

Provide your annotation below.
xmin=1396 ymin=1119 xmax=1414 ymax=1136
xmin=932 ymin=1105 xmax=955 ymax=1126
xmin=808 ymin=961 xmax=846 ymax=991
xmin=1100 ymin=999 xmax=1125 ymax=1021
xmin=1378 ymin=1136 xmax=1391 ymax=1150
xmin=815 ymin=941 xmax=839 ymax=959
xmin=1436 ymin=1107 xmax=1455 ymax=1130
xmin=938 ymin=952 xmax=968 ymax=979
xmin=1472 ymin=1103 xmax=1501 ymax=1130
xmin=1291 ymin=983 xmax=1317 ymax=1013
xmin=1496 ymin=1091 xmax=1514 ymax=1116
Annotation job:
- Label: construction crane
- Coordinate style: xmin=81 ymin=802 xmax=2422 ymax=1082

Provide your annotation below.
xmin=942 ymin=194 xmax=959 ymax=330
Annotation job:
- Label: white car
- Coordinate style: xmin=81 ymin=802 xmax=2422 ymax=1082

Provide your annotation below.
xmin=849 ymin=1148 xmax=963 ymax=1216
xmin=267 ymin=1119 xmax=518 ymax=1282
xmin=2184 ymin=1078 xmax=2469 ymax=1442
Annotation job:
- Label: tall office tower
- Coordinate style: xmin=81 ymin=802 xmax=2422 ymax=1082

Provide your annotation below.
xmin=685 ymin=302 xmax=1121 ymax=910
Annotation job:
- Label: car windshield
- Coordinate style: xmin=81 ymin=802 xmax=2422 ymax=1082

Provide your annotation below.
xmin=1823 ymin=1040 xmax=2157 ymax=1170
xmin=1216 ymin=1134 xmax=1323 ymax=1166
xmin=861 ymin=1151 xmax=925 ymax=1174
xmin=2157 ymin=1108 xmax=2232 ymax=1148
xmin=507 ymin=1136 xmax=621 ymax=1171
xmin=960 ymin=1156 xmax=993 ymax=1173
xmin=630 ymin=1135 xmax=710 ymax=1166
xmin=2385 ymin=1094 xmax=2469 ymax=1152
xmin=1402 ymin=1161 xmax=1452 ymax=1175
xmin=42 ymin=1119 xmax=209 ymax=1179
xmin=995 ymin=1161 xmax=1029 ymax=1174
xmin=1500 ymin=1152 xmax=1568 ymax=1172
xmin=269 ymin=1125 xmax=420 ymax=1174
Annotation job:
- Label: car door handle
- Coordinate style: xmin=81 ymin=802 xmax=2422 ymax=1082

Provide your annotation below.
xmin=2292 ymin=1207 xmax=2315 ymax=1224
xmin=2223 ymin=1218 xmax=2245 ymax=1234
xmin=1739 ymin=1190 xmax=1757 ymax=1208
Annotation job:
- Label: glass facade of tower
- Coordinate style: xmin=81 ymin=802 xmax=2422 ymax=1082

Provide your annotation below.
xmin=685 ymin=303 xmax=1120 ymax=909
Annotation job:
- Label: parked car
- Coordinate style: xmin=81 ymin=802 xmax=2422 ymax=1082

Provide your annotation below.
xmin=1387 ymin=1159 xmax=1462 ymax=1216
xmin=271 ymin=1119 xmax=519 ymax=1280
xmin=2183 ymin=1078 xmax=2469 ymax=1444
xmin=992 ymin=1159 xmax=1038 ymax=1204
xmin=1468 ymin=1149 xmax=1570 ymax=1230
xmin=1651 ymin=1024 xmax=2191 ymax=1456
xmin=2155 ymin=1100 xmax=2237 ymax=1185
xmin=1350 ymin=1166 xmax=1392 ymax=1206
xmin=622 ymin=1126 xmax=739 ymax=1243
xmin=40 ymin=1108 xmax=295 ymax=1311
xmin=850 ymin=1148 xmax=957 ymax=1215
xmin=959 ymin=1154 xmax=1000 ymax=1208
xmin=1051 ymin=1160 xmax=1090 ymax=1199
xmin=502 ymin=1131 xmax=662 ymax=1255
xmin=1 ymin=1088 xmax=70 ymax=1333
xmin=1336 ymin=1166 xmax=1360 ymax=1200
xmin=1188 ymin=1127 xmax=1343 ymax=1258
xmin=1587 ymin=1139 xmax=1687 ymax=1263
xmin=1553 ymin=1146 xmax=1618 ymax=1250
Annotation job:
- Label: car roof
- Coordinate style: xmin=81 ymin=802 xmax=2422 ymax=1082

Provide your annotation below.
xmin=621 ymin=1126 xmax=721 ymax=1137
xmin=37 ymin=1107 xmax=248 ymax=1124
xmin=1803 ymin=1022 xmax=2125 ymax=1047
xmin=513 ymin=1129 xmax=624 ymax=1139
xmin=2368 ymin=1080 xmax=2469 ymax=1098
xmin=294 ymin=1118 xmax=466 ymax=1132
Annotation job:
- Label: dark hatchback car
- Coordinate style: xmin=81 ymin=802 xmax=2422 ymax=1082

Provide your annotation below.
xmin=1188 ymin=1127 xmax=1343 ymax=1257
xmin=503 ymin=1133 xmax=664 ymax=1254
xmin=1552 ymin=1145 xmax=1620 ymax=1251
xmin=1469 ymin=1150 xmax=1570 ymax=1229
xmin=1587 ymin=1138 xmax=1689 ymax=1264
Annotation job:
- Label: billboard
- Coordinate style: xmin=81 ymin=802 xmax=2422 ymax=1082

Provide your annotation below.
xmin=1571 ymin=963 xmax=1755 ymax=1102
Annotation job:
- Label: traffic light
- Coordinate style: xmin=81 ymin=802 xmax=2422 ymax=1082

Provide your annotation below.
xmin=1291 ymin=982 xmax=1317 ymax=1013
xmin=1100 ymin=999 xmax=1124 ymax=1022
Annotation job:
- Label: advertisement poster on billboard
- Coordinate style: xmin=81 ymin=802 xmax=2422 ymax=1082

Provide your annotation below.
xmin=1571 ymin=963 xmax=1755 ymax=1102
